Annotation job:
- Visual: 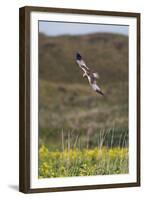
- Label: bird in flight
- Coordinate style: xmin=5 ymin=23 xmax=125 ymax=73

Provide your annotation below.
xmin=76 ymin=53 xmax=104 ymax=96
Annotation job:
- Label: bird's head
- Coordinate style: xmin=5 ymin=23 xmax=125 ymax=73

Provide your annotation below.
xmin=76 ymin=52 xmax=82 ymax=61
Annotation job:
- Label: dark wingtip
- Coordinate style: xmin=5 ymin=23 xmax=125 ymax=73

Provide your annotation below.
xmin=76 ymin=52 xmax=82 ymax=60
xmin=96 ymin=90 xmax=104 ymax=96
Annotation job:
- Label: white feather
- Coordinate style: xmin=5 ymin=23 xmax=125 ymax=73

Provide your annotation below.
xmin=91 ymin=83 xmax=101 ymax=91
xmin=93 ymin=72 xmax=99 ymax=79
xmin=76 ymin=54 xmax=103 ymax=95
xmin=76 ymin=60 xmax=89 ymax=69
xmin=87 ymin=76 xmax=101 ymax=91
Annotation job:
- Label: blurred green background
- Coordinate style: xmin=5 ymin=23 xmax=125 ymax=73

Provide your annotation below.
xmin=38 ymin=32 xmax=128 ymax=150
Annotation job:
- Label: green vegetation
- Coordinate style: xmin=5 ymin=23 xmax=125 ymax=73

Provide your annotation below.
xmin=39 ymin=145 xmax=128 ymax=178
xmin=38 ymin=32 xmax=129 ymax=178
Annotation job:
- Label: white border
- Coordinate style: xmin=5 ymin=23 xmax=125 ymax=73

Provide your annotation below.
xmin=30 ymin=12 xmax=137 ymax=189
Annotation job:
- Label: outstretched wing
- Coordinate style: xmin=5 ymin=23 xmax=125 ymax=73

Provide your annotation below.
xmin=76 ymin=53 xmax=89 ymax=74
xmin=89 ymin=74 xmax=104 ymax=95
xmin=75 ymin=53 xmax=104 ymax=95
xmin=76 ymin=53 xmax=99 ymax=79
xmin=93 ymin=72 xmax=99 ymax=79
